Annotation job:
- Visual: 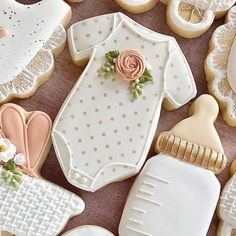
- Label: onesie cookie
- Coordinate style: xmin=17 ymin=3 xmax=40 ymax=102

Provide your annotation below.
xmin=119 ymin=94 xmax=226 ymax=236
xmin=0 ymin=0 xmax=71 ymax=103
xmin=0 ymin=104 xmax=85 ymax=236
xmin=218 ymin=160 xmax=236 ymax=236
xmin=52 ymin=12 xmax=196 ymax=192
xmin=205 ymin=6 xmax=236 ymax=126
xmin=115 ymin=0 xmax=158 ymax=14
xmin=62 ymin=225 xmax=114 ymax=236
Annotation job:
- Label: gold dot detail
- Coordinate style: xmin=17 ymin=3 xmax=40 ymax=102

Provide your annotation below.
xmin=105 ymin=144 xmax=109 ymax=148
xmin=91 ymin=96 xmax=95 ymax=100
xmin=109 ymin=156 xmax=113 ymax=160
xmin=94 ymin=148 xmax=98 ymax=152
xmin=110 ymin=117 xmax=115 ymax=121
xmin=125 ymin=36 xmax=129 ymax=40
xmin=78 ymin=139 xmax=82 ymax=143
xmin=97 ymin=160 xmax=101 ymax=163
xmin=71 ymin=114 xmax=75 ymax=118
xmin=99 ymin=121 xmax=103 ymax=125
xmin=90 ymin=136 xmax=94 ymax=140
xmin=86 ymin=124 xmax=91 ymax=128
xmin=98 ymin=30 xmax=102 ymax=34
xmin=80 ymin=99 xmax=83 ymax=103
xmin=85 ymin=163 xmax=89 ymax=167
xmin=63 ymin=130 xmax=66 ymax=134
xmin=102 ymin=132 xmax=106 ymax=136
xmin=74 ymin=127 xmax=79 ymax=131
xmin=83 ymin=112 xmax=87 ymax=115
xmin=112 ymin=168 xmax=116 ymax=172
xmin=114 ymin=39 xmax=117 ymax=43
xmin=86 ymin=33 xmax=90 ymax=38
xmin=95 ymin=108 xmax=99 ymax=112
xmin=82 ymin=151 xmax=86 ymax=155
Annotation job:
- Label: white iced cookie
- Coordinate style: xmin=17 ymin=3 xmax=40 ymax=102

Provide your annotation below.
xmin=115 ymin=0 xmax=158 ymax=14
xmin=119 ymin=94 xmax=227 ymax=236
xmin=0 ymin=104 xmax=85 ymax=236
xmin=205 ymin=6 xmax=236 ymax=126
xmin=0 ymin=0 xmax=71 ymax=103
xmin=166 ymin=0 xmax=235 ymax=38
xmin=217 ymin=160 xmax=236 ymax=236
xmin=53 ymin=12 xmax=196 ymax=192
xmin=62 ymin=225 xmax=114 ymax=236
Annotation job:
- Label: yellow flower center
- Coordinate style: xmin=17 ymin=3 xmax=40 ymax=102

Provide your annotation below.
xmin=0 ymin=145 xmax=7 ymax=152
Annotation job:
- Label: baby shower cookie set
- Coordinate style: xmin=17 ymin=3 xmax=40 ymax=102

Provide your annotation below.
xmin=1 ymin=0 xmax=236 ymax=236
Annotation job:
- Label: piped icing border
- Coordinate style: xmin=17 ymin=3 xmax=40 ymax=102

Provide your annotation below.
xmin=205 ymin=6 xmax=236 ymax=126
xmin=0 ymin=24 xmax=66 ymax=103
xmin=156 ymin=131 xmax=227 ymax=174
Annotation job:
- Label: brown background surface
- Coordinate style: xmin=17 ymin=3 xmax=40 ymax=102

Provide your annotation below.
xmin=14 ymin=0 xmax=236 ymax=235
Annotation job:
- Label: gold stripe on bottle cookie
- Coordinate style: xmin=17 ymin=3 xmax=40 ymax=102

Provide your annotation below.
xmin=156 ymin=132 xmax=227 ymax=175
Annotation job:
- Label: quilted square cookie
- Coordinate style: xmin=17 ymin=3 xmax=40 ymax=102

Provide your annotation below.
xmin=0 ymin=104 xmax=85 ymax=236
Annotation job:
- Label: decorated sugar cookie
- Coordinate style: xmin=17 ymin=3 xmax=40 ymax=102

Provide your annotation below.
xmin=115 ymin=0 xmax=158 ymax=14
xmin=62 ymin=225 xmax=114 ymax=236
xmin=0 ymin=104 xmax=85 ymax=236
xmin=166 ymin=0 xmax=235 ymax=38
xmin=53 ymin=12 xmax=196 ymax=192
xmin=114 ymin=0 xmax=235 ymax=38
xmin=205 ymin=6 xmax=236 ymax=126
xmin=218 ymin=160 xmax=236 ymax=236
xmin=0 ymin=0 xmax=71 ymax=103
xmin=119 ymin=94 xmax=226 ymax=236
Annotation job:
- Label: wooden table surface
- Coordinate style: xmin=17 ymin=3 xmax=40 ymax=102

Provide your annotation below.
xmin=15 ymin=0 xmax=236 ymax=235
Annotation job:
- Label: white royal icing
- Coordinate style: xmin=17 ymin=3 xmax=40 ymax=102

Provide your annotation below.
xmin=206 ymin=6 xmax=236 ymax=125
xmin=119 ymin=153 xmax=221 ymax=236
xmin=218 ymin=173 xmax=236 ymax=235
xmin=52 ymin=12 xmax=196 ymax=192
xmin=63 ymin=225 xmax=114 ymax=236
xmin=0 ymin=167 xmax=85 ymax=236
xmin=0 ymin=0 xmax=71 ymax=102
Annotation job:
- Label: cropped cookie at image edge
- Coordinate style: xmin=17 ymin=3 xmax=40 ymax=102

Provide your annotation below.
xmin=0 ymin=0 xmax=71 ymax=103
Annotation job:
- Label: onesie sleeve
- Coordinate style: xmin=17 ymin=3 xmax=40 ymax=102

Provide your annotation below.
xmin=164 ymin=38 xmax=196 ymax=110
xmin=68 ymin=13 xmax=115 ymax=65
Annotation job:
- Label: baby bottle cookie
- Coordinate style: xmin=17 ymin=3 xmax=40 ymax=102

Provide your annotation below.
xmin=218 ymin=160 xmax=236 ymax=236
xmin=119 ymin=94 xmax=226 ymax=236
xmin=53 ymin=12 xmax=196 ymax=192
xmin=62 ymin=225 xmax=115 ymax=236
xmin=0 ymin=0 xmax=71 ymax=103
xmin=0 ymin=104 xmax=85 ymax=236
xmin=205 ymin=6 xmax=236 ymax=126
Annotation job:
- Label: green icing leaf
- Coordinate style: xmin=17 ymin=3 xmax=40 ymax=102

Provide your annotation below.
xmin=129 ymin=68 xmax=154 ymax=100
xmin=105 ymin=51 xmax=119 ymax=64
xmin=98 ymin=51 xmax=119 ymax=79
xmin=2 ymin=159 xmax=23 ymax=189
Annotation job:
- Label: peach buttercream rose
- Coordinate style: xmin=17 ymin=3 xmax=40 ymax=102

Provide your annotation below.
xmin=0 ymin=27 xmax=8 ymax=38
xmin=115 ymin=49 xmax=146 ymax=81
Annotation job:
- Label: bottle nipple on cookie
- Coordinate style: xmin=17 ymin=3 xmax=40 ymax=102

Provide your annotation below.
xmin=0 ymin=27 xmax=8 ymax=38
xmin=171 ymin=94 xmax=223 ymax=153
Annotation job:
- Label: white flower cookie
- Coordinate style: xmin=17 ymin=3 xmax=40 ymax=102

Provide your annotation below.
xmin=115 ymin=0 xmax=235 ymax=38
xmin=0 ymin=104 xmax=85 ymax=236
xmin=0 ymin=0 xmax=71 ymax=103
xmin=62 ymin=225 xmax=114 ymax=236
xmin=218 ymin=160 xmax=236 ymax=236
xmin=53 ymin=12 xmax=196 ymax=192
xmin=119 ymin=94 xmax=226 ymax=236
xmin=205 ymin=6 xmax=236 ymax=126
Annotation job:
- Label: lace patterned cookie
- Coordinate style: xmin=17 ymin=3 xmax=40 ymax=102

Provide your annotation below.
xmin=0 ymin=0 xmax=71 ymax=103
xmin=119 ymin=95 xmax=226 ymax=236
xmin=218 ymin=160 xmax=236 ymax=236
xmin=0 ymin=104 xmax=85 ymax=236
xmin=205 ymin=6 xmax=236 ymax=126
xmin=115 ymin=0 xmax=235 ymax=38
xmin=62 ymin=225 xmax=114 ymax=236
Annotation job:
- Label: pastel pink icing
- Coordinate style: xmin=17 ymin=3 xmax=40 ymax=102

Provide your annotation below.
xmin=0 ymin=104 xmax=52 ymax=177
xmin=116 ymin=49 xmax=146 ymax=81
xmin=0 ymin=28 xmax=8 ymax=38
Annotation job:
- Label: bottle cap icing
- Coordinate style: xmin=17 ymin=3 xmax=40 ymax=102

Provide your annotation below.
xmin=156 ymin=94 xmax=227 ymax=174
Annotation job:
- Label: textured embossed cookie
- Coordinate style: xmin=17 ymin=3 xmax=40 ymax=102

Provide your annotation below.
xmin=53 ymin=12 xmax=196 ymax=192
xmin=119 ymin=94 xmax=226 ymax=236
xmin=0 ymin=104 xmax=85 ymax=236
xmin=205 ymin=6 xmax=236 ymax=126
xmin=62 ymin=225 xmax=114 ymax=236
xmin=114 ymin=0 xmax=235 ymax=38
xmin=0 ymin=0 xmax=71 ymax=103
xmin=217 ymin=160 xmax=236 ymax=236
